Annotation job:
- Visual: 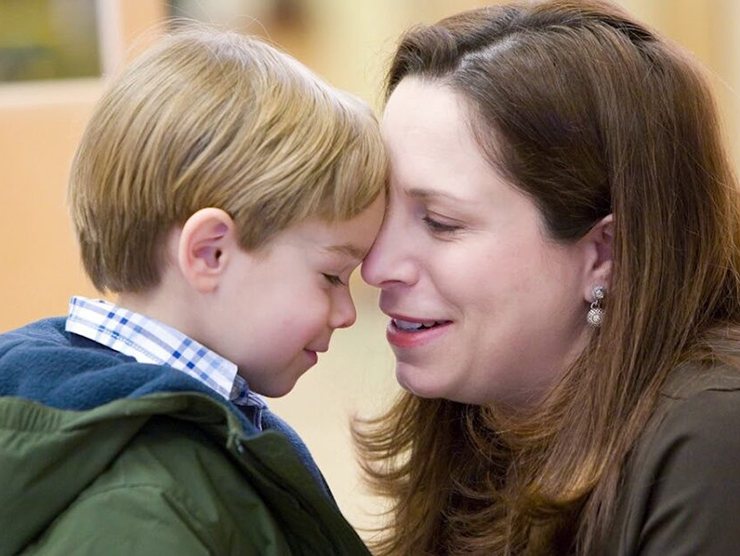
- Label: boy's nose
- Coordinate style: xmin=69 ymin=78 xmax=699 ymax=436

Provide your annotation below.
xmin=331 ymin=291 xmax=357 ymax=329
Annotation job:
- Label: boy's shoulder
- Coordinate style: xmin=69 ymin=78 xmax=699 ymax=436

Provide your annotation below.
xmin=0 ymin=391 xmax=369 ymax=555
xmin=0 ymin=316 xmax=197 ymax=410
xmin=0 ymin=316 xmax=254 ymax=420
xmin=0 ymin=316 xmax=121 ymax=401
xmin=0 ymin=316 xmax=72 ymax=351
xmin=0 ymin=318 xmax=370 ymax=554
xmin=6 ymin=399 xmax=292 ymax=553
xmin=0 ymin=315 xmax=129 ymax=366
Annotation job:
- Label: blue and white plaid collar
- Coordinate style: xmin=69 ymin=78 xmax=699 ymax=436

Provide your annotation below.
xmin=65 ymin=297 xmax=267 ymax=421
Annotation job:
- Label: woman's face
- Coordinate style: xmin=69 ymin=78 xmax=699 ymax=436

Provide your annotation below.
xmin=362 ymin=78 xmax=593 ymax=406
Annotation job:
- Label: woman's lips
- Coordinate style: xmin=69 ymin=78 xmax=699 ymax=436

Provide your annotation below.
xmin=386 ymin=318 xmax=452 ymax=349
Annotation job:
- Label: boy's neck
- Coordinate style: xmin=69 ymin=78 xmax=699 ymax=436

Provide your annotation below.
xmin=116 ymin=287 xmax=198 ymax=341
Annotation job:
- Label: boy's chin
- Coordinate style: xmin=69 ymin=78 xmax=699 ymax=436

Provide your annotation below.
xmin=257 ymin=385 xmax=294 ymax=398
xmin=248 ymin=375 xmax=300 ymax=399
xmin=240 ymin=358 xmax=313 ymax=398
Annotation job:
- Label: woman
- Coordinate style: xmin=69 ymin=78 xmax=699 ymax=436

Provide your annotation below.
xmin=356 ymin=1 xmax=740 ymax=554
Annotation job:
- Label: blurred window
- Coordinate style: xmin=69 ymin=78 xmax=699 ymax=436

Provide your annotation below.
xmin=0 ymin=0 xmax=101 ymax=82
xmin=168 ymin=0 xmax=302 ymax=32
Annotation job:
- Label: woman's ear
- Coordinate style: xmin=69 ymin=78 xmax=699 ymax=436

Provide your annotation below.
xmin=581 ymin=214 xmax=614 ymax=302
xmin=177 ymin=208 xmax=237 ymax=293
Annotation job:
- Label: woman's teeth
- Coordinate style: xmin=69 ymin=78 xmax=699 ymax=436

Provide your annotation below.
xmin=393 ymin=319 xmax=446 ymax=331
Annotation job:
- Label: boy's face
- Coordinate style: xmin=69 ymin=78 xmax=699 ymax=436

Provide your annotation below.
xmin=202 ymin=195 xmax=385 ymax=397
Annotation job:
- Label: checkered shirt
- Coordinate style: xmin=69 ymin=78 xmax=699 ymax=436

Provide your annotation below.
xmin=65 ymin=296 xmax=267 ymax=426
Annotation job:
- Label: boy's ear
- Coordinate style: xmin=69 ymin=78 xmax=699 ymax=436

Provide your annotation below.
xmin=178 ymin=208 xmax=237 ymax=293
xmin=580 ymin=214 xmax=614 ymax=302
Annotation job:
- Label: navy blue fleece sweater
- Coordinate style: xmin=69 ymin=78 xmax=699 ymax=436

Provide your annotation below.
xmin=0 ymin=317 xmax=330 ymax=497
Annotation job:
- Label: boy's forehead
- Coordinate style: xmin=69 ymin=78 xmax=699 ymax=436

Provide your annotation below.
xmin=302 ymin=215 xmax=381 ymax=261
xmin=324 ymin=243 xmax=366 ymax=261
xmin=286 ymin=196 xmax=385 ymax=260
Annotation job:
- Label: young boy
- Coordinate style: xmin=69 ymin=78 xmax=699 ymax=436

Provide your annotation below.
xmin=0 ymin=27 xmax=385 ymax=555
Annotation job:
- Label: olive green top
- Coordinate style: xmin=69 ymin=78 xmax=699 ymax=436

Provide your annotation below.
xmin=603 ymin=364 xmax=740 ymax=555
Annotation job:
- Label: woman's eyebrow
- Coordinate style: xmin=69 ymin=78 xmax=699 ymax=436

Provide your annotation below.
xmin=407 ymin=187 xmax=467 ymax=204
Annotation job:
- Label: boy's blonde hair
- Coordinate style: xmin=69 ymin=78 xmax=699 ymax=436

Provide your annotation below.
xmin=68 ymin=26 xmax=387 ymax=293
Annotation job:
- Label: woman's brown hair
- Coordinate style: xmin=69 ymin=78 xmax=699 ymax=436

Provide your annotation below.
xmin=354 ymin=1 xmax=740 ymax=554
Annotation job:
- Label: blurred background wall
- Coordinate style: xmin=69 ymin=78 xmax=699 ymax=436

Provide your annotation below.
xmin=1 ymin=0 xmax=739 ymax=540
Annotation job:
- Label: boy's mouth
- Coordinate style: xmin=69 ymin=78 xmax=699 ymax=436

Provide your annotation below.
xmin=303 ymin=343 xmax=328 ymax=366
xmin=303 ymin=349 xmax=319 ymax=365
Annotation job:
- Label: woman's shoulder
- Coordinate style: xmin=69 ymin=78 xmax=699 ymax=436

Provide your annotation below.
xmin=606 ymin=361 xmax=740 ymax=555
xmin=661 ymin=357 xmax=740 ymax=399
xmin=647 ymin=359 xmax=740 ymax=468
xmin=655 ymin=361 xmax=740 ymax=452
xmin=653 ymin=360 xmax=740 ymax=437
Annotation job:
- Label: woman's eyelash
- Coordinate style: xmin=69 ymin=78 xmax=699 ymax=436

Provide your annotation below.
xmin=423 ymin=215 xmax=462 ymax=233
xmin=323 ymin=273 xmax=346 ymax=286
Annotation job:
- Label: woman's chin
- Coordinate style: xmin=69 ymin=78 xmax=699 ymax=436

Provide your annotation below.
xmin=396 ymin=361 xmax=448 ymax=399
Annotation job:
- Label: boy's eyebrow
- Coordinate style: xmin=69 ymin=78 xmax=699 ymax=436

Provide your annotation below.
xmin=326 ymin=243 xmax=367 ymax=261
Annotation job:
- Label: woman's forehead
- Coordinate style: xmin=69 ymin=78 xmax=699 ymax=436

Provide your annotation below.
xmin=382 ymin=79 xmax=468 ymax=145
xmin=383 ymin=80 xmax=503 ymax=202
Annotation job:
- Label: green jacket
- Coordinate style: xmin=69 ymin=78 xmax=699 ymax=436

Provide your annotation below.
xmin=0 ymin=318 xmax=370 ymax=555
xmin=1 ymin=392 xmax=370 ymax=555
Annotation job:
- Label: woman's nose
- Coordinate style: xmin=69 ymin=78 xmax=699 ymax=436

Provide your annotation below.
xmin=361 ymin=209 xmax=418 ymax=288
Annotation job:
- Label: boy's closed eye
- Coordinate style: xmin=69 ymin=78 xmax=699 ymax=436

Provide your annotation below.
xmin=320 ymin=242 xmax=369 ymax=288
xmin=323 ymin=273 xmax=347 ymax=287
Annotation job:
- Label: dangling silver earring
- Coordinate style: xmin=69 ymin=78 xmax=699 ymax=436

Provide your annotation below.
xmin=587 ymin=285 xmax=606 ymax=327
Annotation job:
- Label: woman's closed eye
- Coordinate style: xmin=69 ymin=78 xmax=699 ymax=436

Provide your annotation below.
xmin=423 ymin=214 xmax=463 ymax=234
